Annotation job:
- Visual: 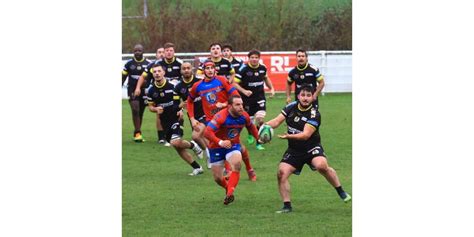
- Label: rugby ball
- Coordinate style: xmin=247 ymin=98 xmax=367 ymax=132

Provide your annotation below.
xmin=258 ymin=124 xmax=274 ymax=144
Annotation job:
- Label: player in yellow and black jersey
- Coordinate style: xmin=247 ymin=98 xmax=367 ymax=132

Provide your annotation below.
xmin=122 ymin=44 xmax=152 ymax=142
xmin=196 ymin=43 xmax=235 ymax=83
xmin=222 ymin=44 xmax=243 ymax=73
xmin=233 ymin=49 xmax=275 ymax=150
xmin=286 ymin=49 xmax=325 ymax=109
xmin=265 ymin=84 xmax=351 ymax=213
xmin=146 ymin=64 xmax=204 ymax=176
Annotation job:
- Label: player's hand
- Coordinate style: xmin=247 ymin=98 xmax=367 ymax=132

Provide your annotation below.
xmin=177 ymin=110 xmax=184 ymax=120
xmin=133 ymin=88 xmax=141 ymax=97
xmin=156 ymin=106 xmax=164 ymax=115
xmin=278 ymin=133 xmax=290 ymax=139
xmin=269 ymin=88 xmax=275 ymax=98
xmin=219 ymin=140 xmax=232 ymax=149
xmin=286 ymin=97 xmax=292 ymax=104
xmin=244 ymin=90 xmax=253 ymax=97
xmin=216 ymin=102 xmax=227 ymax=109
xmin=190 ymin=118 xmax=200 ymax=132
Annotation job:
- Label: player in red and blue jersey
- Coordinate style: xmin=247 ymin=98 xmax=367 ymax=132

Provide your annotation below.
xmin=187 ymin=60 xmax=258 ymax=181
xmin=204 ymin=95 xmax=260 ymax=205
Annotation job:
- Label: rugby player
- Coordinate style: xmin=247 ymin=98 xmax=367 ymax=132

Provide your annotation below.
xmin=266 ymin=84 xmax=351 ymax=213
xmin=286 ymin=49 xmax=325 ymax=108
xmin=146 ymin=64 xmax=204 ymax=176
xmin=233 ymin=49 xmax=275 ymax=150
xmin=122 ymin=44 xmax=152 ymax=142
xmin=204 ymin=95 xmax=260 ymax=205
xmin=187 ymin=60 xmax=257 ymax=181
xmin=222 ymin=44 xmax=243 ymax=73
xmin=196 ymin=43 xmax=235 ymax=83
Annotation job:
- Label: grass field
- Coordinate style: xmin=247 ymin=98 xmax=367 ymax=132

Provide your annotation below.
xmin=122 ymin=93 xmax=352 ymax=236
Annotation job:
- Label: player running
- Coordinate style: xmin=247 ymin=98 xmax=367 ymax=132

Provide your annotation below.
xmin=233 ymin=49 xmax=275 ymax=150
xmin=222 ymin=44 xmax=243 ymax=73
xmin=266 ymin=84 xmax=351 ymax=213
xmin=204 ymin=95 xmax=260 ymax=205
xmin=187 ymin=60 xmax=257 ymax=181
xmin=174 ymin=62 xmax=210 ymax=167
xmin=122 ymin=44 xmax=152 ymax=142
xmin=146 ymin=64 xmax=204 ymax=176
xmin=196 ymin=43 xmax=235 ymax=83
xmin=286 ymin=49 xmax=325 ymax=108
xmin=135 ymin=43 xmax=184 ymax=145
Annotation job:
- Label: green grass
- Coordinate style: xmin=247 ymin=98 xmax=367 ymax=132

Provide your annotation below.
xmin=122 ymin=93 xmax=352 ymax=236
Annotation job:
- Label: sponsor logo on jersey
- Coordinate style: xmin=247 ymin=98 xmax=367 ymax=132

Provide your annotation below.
xmin=294 ymin=116 xmax=300 ymax=122
xmin=254 ymin=72 xmax=259 ymax=76
xmin=173 ymin=66 xmax=180 ymax=69
xmin=206 ymin=92 xmax=217 ymax=103
xmin=220 ymin=64 xmax=228 ymax=68
xmin=137 ymin=66 xmax=142 ymax=70
xmin=246 ymin=71 xmax=253 ymax=76
xmin=227 ymin=128 xmax=239 ymax=139
xmin=130 ymin=65 xmax=136 ymax=70
xmin=259 ymin=70 xmax=265 ymax=73
xmin=305 ymin=73 xmax=313 ymax=76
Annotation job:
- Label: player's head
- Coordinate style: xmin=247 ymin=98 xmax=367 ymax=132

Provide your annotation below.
xmin=296 ymin=48 xmax=308 ymax=66
xmin=248 ymin=49 xmax=261 ymax=67
xmin=152 ymin=64 xmax=166 ymax=82
xmin=202 ymin=60 xmax=216 ymax=79
xmin=180 ymin=62 xmax=193 ymax=79
xmin=222 ymin=44 xmax=233 ymax=59
xmin=297 ymin=84 xmax=314 ymax=107
xmin=133 ymin=44 xmax=144 ymax=60
xmin=209 ymin=43 xmax=222 ymax=58
xmin=228 ymin=95 xmax=244 ymax=116
xmin=156 ymin=47 xmax=165 ymax=60
xmin=164 ymin=42 xmax=175 ymax=60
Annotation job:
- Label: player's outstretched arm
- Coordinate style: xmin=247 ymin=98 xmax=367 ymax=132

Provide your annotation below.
xmin=266 ymin=113 xmax=285 ymax=129
xmin=279 ymin=124 xmax=316 ymax=141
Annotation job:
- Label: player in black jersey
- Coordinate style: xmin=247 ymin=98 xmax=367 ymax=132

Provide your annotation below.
xmin=266 ymin=84 xmax=351 ymax=213
xmin=222 ymin=44 xmax=243 ymax=73
xmin=233 ymin=49 xmax=275 ymax=150
xmin=286 ymin=49 xmax=325 ymax=108
xmin=135 ymin=43 xmax=184 ymax=145
xmin=197 ymin=43 xmax=235 ymax=83
xmin=146 ymin=64 xmax=204 ymax=176
xmin=122 ymin=44 xmax=152 ymax=142
xmin=174 ymin=62 xmax=211 ymax=168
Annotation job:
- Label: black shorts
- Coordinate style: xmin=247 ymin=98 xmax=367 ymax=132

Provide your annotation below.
xmin=280 ymin=146 xmax=326 ymax=175
xmin=164 ymin=121 xmax=184 ymax=143
xmin=243 ymin=99 xmax=266 ymax=117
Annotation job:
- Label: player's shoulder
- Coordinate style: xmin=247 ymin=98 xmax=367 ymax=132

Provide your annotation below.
xmin=176 ymin=57 xmax=183 ymax=64
xmin=235 ymin=57 xmax=243 ymax=63
xmin=284 ymin=101 xmax=298 ymax=111
xmin=308 ymin=64 xmax=320 ymax=71
xmin=144 ymin=58 xmax=152 ymax=64
xmin=220 ymin=57 xmax=231 ymax=64
xmin=288 ymin=67 xmax=297 ymax=74
xmin=238 ymin=63 xmax=249 ymax=72
xmin=259 ymin=63 xmax=268 ymax=70
xmin=124 ymin=59 xmax=134 ymax=65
